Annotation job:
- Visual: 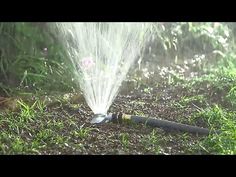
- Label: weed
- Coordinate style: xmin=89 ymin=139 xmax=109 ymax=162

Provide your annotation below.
xmin=141 ymin=129 xmax=161 ymax=154
xmin=70 ymin=124 xmax=93 ymax=139
xmin=119 ymin=133 xmax=130 ymax=148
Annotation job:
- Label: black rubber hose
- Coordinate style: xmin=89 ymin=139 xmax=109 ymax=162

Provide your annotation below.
xmin=129 ymin=115 xmax=210 ymax=135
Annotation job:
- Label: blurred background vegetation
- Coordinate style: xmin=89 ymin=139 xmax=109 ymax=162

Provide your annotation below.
xmin=0 ymin=22 xmax=236 ymax=95
xmin=0 ymin=22 xmax=76 ymax=96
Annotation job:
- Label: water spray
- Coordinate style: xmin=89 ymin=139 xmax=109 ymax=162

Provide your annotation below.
xmin=56 ymin=23 xmax=217 ymax=136
xmin=56 ymin=22 xmax=152 ymax=115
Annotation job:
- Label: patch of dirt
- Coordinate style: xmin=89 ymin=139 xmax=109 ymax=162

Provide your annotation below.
xmin=1 ymin=63 xmax=214 ymax=155
xmin=43 ymin=84 xmax=207 ymax=155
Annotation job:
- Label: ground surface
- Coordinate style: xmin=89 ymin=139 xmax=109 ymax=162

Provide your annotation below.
xmin=1 ymin=57 xmax=234 ymax=154
xmin=0 ymin=70 xmax=213 ymax=155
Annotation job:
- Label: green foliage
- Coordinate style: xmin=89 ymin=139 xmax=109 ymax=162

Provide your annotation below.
xmin=151 ymin=22 xmax=231 ymax=59
xmin=71 ymin=125 xmax=93 ymax=139
xmin=11 ymin=137 xmax=26 ymax=153
xmin=195 ymin=105 xmax=236 ymax=154
xmin=141 ymin=130 xmax=160 ymax=154
xmin=227 ymin=86 xmax=236 ymax=107
xmin=1 ymin=22 xmax=235 ymax=96
xmin=174 ymin=95 xmax=207 ymax=109
xmin=0 ymin=22 xmax=76 ymax=96
xmin=181 ymin=95 xmax=205 ymax=105
xmin=17 ymin=99 xmax=37 ymax=121
xmin=119 ymin=133 xmax=130 ymax=148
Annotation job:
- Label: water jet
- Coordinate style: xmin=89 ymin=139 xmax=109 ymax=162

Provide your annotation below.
xmin=57 ymin=22 xmax=152 ymax=116
xmin=56 ymin=23 xmax=217 ymax=136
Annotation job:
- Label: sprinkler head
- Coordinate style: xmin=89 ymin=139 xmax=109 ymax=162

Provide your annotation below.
xmin=90 ymin=112 xmax=123 ymax=124
xmin=90 ymin=113 xmax=113 ymax=124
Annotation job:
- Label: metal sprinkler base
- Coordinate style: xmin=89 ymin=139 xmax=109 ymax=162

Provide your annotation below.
xmin=90 ymin=113 xmax=113 ymax=124
xmin=90 ymin=112 xmax=218 ymax=136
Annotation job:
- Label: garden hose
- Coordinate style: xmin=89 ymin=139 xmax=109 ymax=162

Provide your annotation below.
xmin=91 ymin=113 xmax=215 ymax=135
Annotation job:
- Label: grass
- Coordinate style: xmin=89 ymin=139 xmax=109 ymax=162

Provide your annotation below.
xmin=174 ymin=54 xmax=236 ymax=154
xmin=70 ymin=125 xmax=94 ymax=139
xmin=0 ymin=99 xmax=64 ymax=154
xmin=141 ymin=130 xmax=161 ymax=154
xmin=179 ymin=95 xmax=206 ymax=106
xmin=192 ymin=105 xmax=236 ymax=154
xmin=172 ymin=95 xmax=207 ymax=110
xmin=2 ymin=55 xmax=236 ymax=154
xmin=0 ymin=23 xmax=76 ymax=96
xmin=1 ymin=22 xmax=236 ymax=154
xmin=119 ymin=133 xmax=130 ymax=149
xmin=1 ymin=65 xmax=236 ymax=154
xmin=227 ymin=86 xmax=236 ymax=108
xmin=0 ymin=70 xmax=236 ymax=154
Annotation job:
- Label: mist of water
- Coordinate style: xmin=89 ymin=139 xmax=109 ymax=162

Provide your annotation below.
xmin=56 ymin=23 xmax=152 ymax=115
